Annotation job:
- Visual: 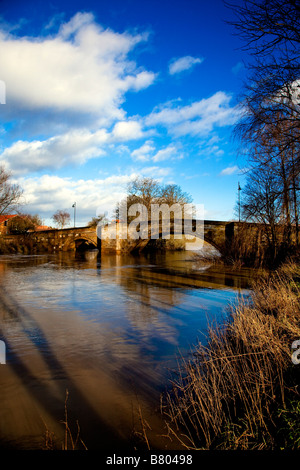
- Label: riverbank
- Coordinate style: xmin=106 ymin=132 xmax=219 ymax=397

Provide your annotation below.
xmin=0 ymin=237 xmax=36 ymax=255
xmin=161 ymin=261 xmax=300 ymax=450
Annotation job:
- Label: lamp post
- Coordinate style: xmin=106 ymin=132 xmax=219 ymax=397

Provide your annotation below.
xmin=238 ymin=183 xmax=241 ymax=222
xmin=72 ymin=202 xmax=76 ymax=227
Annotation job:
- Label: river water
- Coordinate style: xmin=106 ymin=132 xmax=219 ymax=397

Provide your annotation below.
xmin=0 ymin=250 xmax=255 ymax=450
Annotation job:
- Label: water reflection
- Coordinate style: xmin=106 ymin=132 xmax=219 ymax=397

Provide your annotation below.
xmin=0 ymin=251 xmax=255 ymax=450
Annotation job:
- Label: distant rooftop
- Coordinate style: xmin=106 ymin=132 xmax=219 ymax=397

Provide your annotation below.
xmin=32 ymin=225 xmax=52 ymax=231
xmin=0 ymin=214 xmax=17 ymax=224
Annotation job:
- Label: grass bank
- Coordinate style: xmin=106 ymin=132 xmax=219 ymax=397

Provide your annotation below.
xmin=161 ymin=262 xmax=300 ymax=450
xmin=0 ymin=237 xmax=39 ymax=255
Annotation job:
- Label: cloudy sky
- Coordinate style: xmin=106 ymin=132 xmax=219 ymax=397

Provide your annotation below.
xmin=0 ymin=0 xmax=246 ymax=226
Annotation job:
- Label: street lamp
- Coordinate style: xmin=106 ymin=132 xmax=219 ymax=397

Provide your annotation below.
xmin=238 ymin=183 xmax=242 ymax=222
xmin=72 ymin=202 xmax=76 ymax=227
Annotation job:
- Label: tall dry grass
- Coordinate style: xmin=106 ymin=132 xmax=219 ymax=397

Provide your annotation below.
xmin=42 ymin=389 xmax=88 ymax=450
xmin=161 ymin=262 xmax=300 ymax=450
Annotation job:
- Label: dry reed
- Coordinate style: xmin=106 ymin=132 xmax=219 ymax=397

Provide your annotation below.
xmin=42 ymin=389 xmax=88 ymax=450
xmin=161 ymin=262 xmax=300 ymax=450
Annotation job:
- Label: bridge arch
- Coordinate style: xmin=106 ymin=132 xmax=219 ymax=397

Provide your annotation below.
xmin=75 ymin=238 xmax=98 ymax=252
xmin=173 ymin=226 xmax=224 ymax=253
xmin=62 ymin=236 xmax=98 ymax=252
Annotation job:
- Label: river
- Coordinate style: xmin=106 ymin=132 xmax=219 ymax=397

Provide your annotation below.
xmin=0 ymin=250 xmax=255 ymax=450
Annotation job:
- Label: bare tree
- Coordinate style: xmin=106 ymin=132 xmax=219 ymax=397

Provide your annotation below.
xmin=226 ymin=0 xmax=300 ymax=58
xmin=0 ymin=165 xmax=23 ymax=215
xmin=127 ymin=176 xmax=164 ymax=211
xmin=88 ymin=214 xmax=109 ymax=227
xmin=52 ymin=210 xmax=71 ymax=229
xmin=228 ymin=0 xmax=300 ymax=155
xmin=227 ymin=0 xmax=300 ymax=260
xmin=116 ymin=177 xmax=193 ymax=221
xmin=240 ymin=166 xmax=282 ymax=257
xmin=161 ymin=184 xmax=192 ymax=206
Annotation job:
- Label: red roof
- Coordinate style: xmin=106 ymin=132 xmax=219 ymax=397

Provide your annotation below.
xmin=35 ymin=225 xmax=52 ymax=231
xmin=0 ymin=215 xmax=17 ymax=224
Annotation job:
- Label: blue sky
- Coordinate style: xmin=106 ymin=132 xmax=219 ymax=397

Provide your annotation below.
xmin=0 ymin=0 xmax=247 ymax=226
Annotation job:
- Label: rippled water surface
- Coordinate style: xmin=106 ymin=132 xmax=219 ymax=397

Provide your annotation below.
xmin=0 ymin=251 xmax=254 ymax=450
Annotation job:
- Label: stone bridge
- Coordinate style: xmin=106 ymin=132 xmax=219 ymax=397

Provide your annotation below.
xmin=3 ymin=226 xmax=100 ymax=253
xmin=1 ymin=220 xmax=252 ymax=254
xmin=99 ymin=219 xmax=233 ymax=253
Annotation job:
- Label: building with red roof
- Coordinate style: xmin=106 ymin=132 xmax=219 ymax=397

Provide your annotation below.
xmin=0 ymin=215 xmax=17 ymax=235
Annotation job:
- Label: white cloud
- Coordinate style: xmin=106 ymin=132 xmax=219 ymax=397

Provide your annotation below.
xmin=198 ymin=135 xmax=225 ymax=158
xmin=0 ymin=128 xmax=109 ymax=174
xmin=0 ymin=13 xmax=156 ymax=124
xmin=140 ymin=166 xmax=172 ymax=178
xmin=169 ymin=55 xmax=203 ymax=75
xmin=18 ymin=172 xmax=140 ymax=223
xmin=220 ymin=165 xmax=239 ymax=175
xmin=112 ymin=120 xmax=144 ymax=141
xmin=0 ymin=14 xmax=161 ymax=175
xmin=152 ymin=144 xmax=181 ymax=162
xmin=124 ymin=71 xmax=157 ymax=91
xmin=15 ymin=167 xmax=174 ymax=224
xmin=0 ymin=122 xmax=148 ymax=174
xmin=131 ymin=140 xmax=155 ymax=161
xmin=145 ymin=91 xmax=240 ymax=137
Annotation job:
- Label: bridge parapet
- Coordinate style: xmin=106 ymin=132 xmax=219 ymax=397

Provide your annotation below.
xmin=2 ymin=226 xmax=99 ymax=253
xmin=1 ymin=220 xmax=253 ymax=254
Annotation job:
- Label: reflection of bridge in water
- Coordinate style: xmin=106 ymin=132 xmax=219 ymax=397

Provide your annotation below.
xmin=2 ymin=220 xmax=267 ymax=254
